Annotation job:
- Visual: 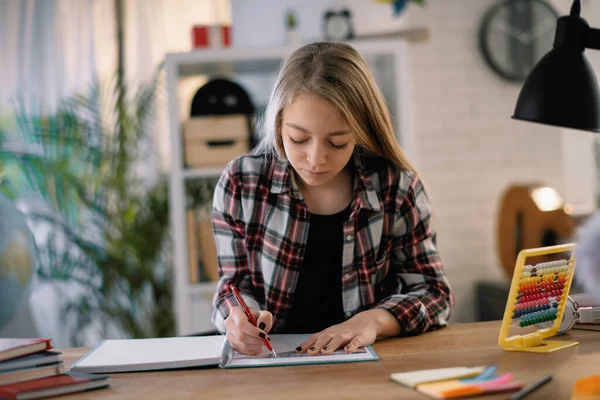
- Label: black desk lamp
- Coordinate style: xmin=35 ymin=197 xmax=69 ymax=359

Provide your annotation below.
xmin=513 ymin=0 xmax=600 ymax=133
xmin=514 ymin=0 xmax=600 ymax=307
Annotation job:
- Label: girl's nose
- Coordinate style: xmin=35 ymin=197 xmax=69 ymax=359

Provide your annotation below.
xmin=306 ymin=144 xmax=326 ymax=166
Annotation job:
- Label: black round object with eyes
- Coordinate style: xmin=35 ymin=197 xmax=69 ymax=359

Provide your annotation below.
xmin=190 ymin=78 xmax=254 ymax=117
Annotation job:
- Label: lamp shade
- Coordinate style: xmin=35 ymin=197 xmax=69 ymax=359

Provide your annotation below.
xmin=512 ymin=48 xmax=600 ymax=133
xmin=513 ymin=4 xmax=600 ymax=133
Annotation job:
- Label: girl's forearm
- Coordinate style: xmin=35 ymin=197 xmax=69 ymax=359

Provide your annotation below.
xmin=362 ymin=309 xmax=402 ymax=338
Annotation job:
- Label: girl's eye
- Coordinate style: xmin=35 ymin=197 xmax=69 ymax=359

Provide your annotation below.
xmin=289 ymin=137 xmax=308 ymax=145
xmin=330 ymin=142 xmax=349 ymax=150
xmin=289 ymin=135 xmax=349 ymax=150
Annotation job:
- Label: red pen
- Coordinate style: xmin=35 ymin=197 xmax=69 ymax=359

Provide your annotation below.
xmin=229 ymin=284 xmax=277 ymax=357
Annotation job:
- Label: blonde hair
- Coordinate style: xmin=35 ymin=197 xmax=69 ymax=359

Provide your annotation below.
xmin=254 ymin=41 xmax=416 ymax=173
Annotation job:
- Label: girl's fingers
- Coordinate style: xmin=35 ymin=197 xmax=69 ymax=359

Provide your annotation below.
xmin=225 ymin=307 xmax=266 ymax=348
xmin=319 ymin=335 xmax=348 ymax=354
xmin=307 ymin=333 xmax=335 ymax=355
xmin=227 ymin=335 xmax=263 ymax=356
xmin=296 ymin=333 xmax=319 ymax=353
xmin=228 ymin=325 xmax=264 ymax=346
xmin=255 ymin=311 xmax=274 ymax=334
xmin=230 ymin=307 xmax=265 ymax=338
xmin=344 ymin=334 xmax=368 ymax=353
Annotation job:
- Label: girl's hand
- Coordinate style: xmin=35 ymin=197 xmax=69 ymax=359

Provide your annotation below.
xmin=224 ymin=306 xmax=273 ymax=356
xmin=297 ymin=309 xmax=400 ymax=355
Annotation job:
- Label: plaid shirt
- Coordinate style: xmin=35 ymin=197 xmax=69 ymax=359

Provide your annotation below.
xmin=211 ymin=153 xmax=454 ymax=335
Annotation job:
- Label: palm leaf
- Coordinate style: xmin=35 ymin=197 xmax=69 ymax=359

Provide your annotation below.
xmin=0 ymin=66 xmax=174 ymax=346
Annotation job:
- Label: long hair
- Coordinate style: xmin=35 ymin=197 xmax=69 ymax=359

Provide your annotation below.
xmin=253 ymin=41 xmax=416 ymax=173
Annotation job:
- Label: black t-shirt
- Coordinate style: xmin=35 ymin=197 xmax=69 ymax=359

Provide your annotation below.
xmin=283 ymin=204 xmax=351 ymax=334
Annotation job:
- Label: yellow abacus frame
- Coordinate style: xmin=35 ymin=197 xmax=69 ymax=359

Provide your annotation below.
xmin=498 ymin=243 xmax=579 ymax=353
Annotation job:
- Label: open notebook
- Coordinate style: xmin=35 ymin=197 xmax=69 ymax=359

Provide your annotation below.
xmin=70 ymin=334 xmax=378 ymax=373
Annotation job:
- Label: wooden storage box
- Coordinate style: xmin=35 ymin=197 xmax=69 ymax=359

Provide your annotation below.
xmin=183 ymin=115 xmax=250 ymax=168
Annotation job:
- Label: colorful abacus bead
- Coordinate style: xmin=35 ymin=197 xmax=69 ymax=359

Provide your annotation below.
xmin=518 ymin=308 xmax=558 ymax=327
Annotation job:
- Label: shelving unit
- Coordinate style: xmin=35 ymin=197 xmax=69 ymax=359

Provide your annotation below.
xmin=165 ymin=38 xmax=417 ymax=336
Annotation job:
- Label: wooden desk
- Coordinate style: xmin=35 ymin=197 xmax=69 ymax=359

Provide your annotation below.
xmin=59 ymin=321 xmax=600 ymax=399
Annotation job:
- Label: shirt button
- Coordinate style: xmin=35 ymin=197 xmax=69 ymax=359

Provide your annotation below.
xmin=345 ymin=312 xmax=352 ymax=318
xmin=345 ymin=234 xmax=353 ymax=242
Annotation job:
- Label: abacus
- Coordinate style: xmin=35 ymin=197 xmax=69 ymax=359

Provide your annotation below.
xmin=498 ymin=243 xmax=578 ymax=353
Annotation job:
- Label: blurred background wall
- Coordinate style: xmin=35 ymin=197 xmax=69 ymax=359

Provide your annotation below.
xmin=1 ymin=0 xmax=598 ymax=345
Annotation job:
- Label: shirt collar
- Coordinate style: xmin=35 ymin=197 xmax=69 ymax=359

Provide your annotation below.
xmin=352 ymin=154 xmax=383 ymax=212
xmin=270 ymin=153 xmax=383 ymax=212
xmin=270 ymin=156 xmax=298 ymax=197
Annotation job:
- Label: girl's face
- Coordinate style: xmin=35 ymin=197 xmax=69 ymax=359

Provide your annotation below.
xmin=281 ymin=93 xmax=356 ymax=188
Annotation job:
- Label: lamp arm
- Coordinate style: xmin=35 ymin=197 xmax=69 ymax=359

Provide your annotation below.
xmin=586 ymin=28 xmax=600 ymax=50
xmin=569 ymin=0 xmax=600 ymax=50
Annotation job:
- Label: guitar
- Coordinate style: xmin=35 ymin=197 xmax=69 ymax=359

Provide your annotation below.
xmin=497 ymin=185 xmax=574 ymax=278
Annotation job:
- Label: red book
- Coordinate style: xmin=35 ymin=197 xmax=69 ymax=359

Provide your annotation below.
xmin=0 ymin=340 xmax=52 ymax=362
xmin=0 ymin=372 xmax=110 ymax=399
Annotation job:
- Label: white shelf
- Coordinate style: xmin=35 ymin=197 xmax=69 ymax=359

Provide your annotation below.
xmin=166 ymin=39 xmax=416 ymax=337
xmin=167 ymin=45 xmax=292 ymax=78
xmin=182 ymin=167 xmax=223 ymax=180
xmin=165 ymin=37 xmax=422 ymax=78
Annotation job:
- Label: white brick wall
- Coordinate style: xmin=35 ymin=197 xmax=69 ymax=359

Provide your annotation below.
xmin=230 ymin=0 xmax=599 ymax=323
xmin=405 ymin=0 xmax=597 ymax=322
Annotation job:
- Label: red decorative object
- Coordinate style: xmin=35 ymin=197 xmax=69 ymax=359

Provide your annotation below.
xmin=191 ymin=25 xmax=231 ymax=49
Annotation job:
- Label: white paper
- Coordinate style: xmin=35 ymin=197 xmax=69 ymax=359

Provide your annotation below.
xmin=224 ymin=334 xmax=377 ymax=368
xmin=71 ymin=336 xmax=226 ymax=373
xmin=268 ymin=334 xmax=311 ymax=353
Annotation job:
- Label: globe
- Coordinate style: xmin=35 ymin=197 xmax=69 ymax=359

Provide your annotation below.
xmin=0 ymin=193 xmax=36 ymax=331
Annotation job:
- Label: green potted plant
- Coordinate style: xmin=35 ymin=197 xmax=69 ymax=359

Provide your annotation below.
xmin=284 ymin=9 xmax=301 ymax=45
xmin=0 ymin=0 xmax=175 ymax=345
xmin=0 ymin=69 xmax=174 ymax=345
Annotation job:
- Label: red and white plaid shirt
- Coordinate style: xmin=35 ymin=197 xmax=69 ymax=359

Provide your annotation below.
xmin=211 ymin=153 xmax=454 ymax=335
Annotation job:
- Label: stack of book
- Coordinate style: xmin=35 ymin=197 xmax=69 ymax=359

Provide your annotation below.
xmin=0 ymin=338 xmax=109 ymax=399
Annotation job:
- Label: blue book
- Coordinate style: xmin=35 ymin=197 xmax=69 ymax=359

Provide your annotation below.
xmin=0 ymin=352 xmax=61 ymax=373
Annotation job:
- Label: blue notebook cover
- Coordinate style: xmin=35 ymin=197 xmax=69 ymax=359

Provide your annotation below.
xmin=220 ymin=334 xmax=379 ymax=368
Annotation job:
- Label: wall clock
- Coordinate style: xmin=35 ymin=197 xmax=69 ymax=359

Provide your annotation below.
xmin=479 ymin=0 xmax=559 ymax=82
xmin=322 ymin=9 xmax=355 ymax=41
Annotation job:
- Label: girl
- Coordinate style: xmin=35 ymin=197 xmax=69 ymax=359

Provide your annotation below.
xmin=211 ymin=42 xmax=454 ymax=356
